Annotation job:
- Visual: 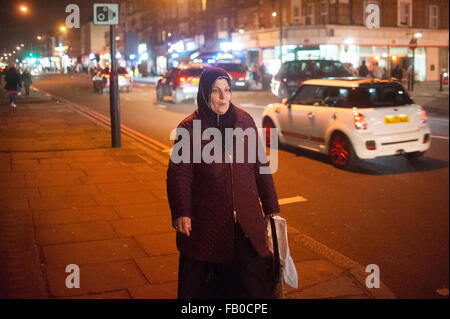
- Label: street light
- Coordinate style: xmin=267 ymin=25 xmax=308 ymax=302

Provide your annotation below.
xmin=37 ymin=36 xmax=42 ymax=40
xmin=19 ymin=5 xmax=28 ymax=13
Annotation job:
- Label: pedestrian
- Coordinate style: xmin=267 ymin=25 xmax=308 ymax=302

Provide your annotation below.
xmin=372 ymin=62 xmax=383 ymax=79
xmin=167 ymin=67 xmax=280 ymax=299
xmin=391 ymin=64 xmax=403 ymax=81
xmin=4 ymin=67 xmax=21 ymax=107
xmin=252 ymin=63 xmax=260 ymax=84
xmin=358 ymin=60 xmax=369 ymax=77
xmin=22 ymin=67 xmax=32 ymax=96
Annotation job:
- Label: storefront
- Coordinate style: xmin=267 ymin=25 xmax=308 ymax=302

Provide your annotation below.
xmin=232 ymin=25 xmax=448 ymax=81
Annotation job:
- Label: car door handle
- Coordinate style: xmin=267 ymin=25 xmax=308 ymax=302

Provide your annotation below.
xmin=307 ymin=112 xmax=315 ymax=119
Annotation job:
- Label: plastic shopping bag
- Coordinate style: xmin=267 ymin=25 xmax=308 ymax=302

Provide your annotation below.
xmin=265 ymin=215 xmax=298 ymax=289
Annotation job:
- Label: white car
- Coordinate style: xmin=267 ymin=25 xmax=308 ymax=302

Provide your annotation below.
xmin=262 ymin=78 xmax=431 ymax=168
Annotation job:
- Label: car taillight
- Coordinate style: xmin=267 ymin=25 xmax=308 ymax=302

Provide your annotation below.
xmin=103 ymin=74 xmax=109 ymax=78
xmin=192 ymin=77 xmax=199 ymax=84
xmin=423 ymin=133 xmax=430 ymax=143
xmin=354 ymin=112 xmax=368 ymax=129
xmin=178 ymin=76 xmax=186 ymax=84
xmin=420 ymin=109 xmax=427 ymax=123
xmin=124 ymin=73 xmax=130 ymax=78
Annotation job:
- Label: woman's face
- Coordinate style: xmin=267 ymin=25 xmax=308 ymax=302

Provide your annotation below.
xmin=210 ymin=78 xmax=231 ymax=114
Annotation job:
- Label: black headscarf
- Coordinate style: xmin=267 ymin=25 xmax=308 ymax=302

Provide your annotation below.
xmin=197 ymin=67 xmax=235 ymax=135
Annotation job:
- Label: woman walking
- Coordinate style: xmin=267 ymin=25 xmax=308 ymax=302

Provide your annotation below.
xmin=22 ymin=67 xmax=32 ymax=96
xmin=4 ymin=67 xmax=21 ymax=107
xmin=167 ymin=67 xmax=280 ymax=299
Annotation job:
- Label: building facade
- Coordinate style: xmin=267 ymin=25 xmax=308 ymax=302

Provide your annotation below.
xmin=116 ymin=0 xmax=448 ymax=80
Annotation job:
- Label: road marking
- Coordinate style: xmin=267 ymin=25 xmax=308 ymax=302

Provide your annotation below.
xmin=431 ymin=135 xmax=449 ymax=140
xmin=278 ymin=195 xmax=307 ymax=205
xmin=155 ymin=103 xmax=167 ymax=109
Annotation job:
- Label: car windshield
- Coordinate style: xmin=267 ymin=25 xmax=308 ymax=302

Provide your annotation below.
xmin=292 ymin=83 xmax=413 ymax=108
xmin=349 ymin=84 xmax=414 ymax=107
xmin=216 ymin=63 xmax=247 ymax=73
xmin=179 ymin=68 xmax=203 ymax=77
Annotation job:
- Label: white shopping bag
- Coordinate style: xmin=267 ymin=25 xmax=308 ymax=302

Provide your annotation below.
xmin=265 ymin=215 xmax=298 ymax=289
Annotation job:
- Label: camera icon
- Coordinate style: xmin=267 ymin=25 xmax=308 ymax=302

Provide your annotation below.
xmin=96 ymin=6 xmax=116 ymax=22
xmin=93 ymin=4 xmax=119 ymax=25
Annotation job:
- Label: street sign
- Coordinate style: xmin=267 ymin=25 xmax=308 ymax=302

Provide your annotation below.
xmin=93 ymin=3 xmax=119 ymax=25
xmin=409 ymin=38 xmax=418 ymax=50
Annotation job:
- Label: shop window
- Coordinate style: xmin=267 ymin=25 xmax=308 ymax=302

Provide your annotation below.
xmin=398 ymin=0 xmax=412 ymax=27
xmin=306 ymin=3 xmax=315 ymax=26
xmin=291 ymin=0 xmax=301 ymax=24
xmin=320 ymin=1 xmax=329 ymax=25
xmin=427 ymin=5 xmax=439 ymax=29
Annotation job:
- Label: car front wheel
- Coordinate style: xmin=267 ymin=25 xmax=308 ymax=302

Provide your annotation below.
xmin=329 ymin=132 xmax=358 ymax=169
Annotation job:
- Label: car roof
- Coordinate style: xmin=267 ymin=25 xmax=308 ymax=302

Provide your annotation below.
xmin=302 ymin=77 xmax=402 ymax=88
xmin=179 ymin=63 xmax=210 ymax=70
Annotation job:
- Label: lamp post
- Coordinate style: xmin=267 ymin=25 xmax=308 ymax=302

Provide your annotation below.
xmin=408 ymin=32 xmax=422 ymax=92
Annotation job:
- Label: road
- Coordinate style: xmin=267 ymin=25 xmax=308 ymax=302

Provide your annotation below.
xmin=33 ymin=74 xmax=449 ymax=298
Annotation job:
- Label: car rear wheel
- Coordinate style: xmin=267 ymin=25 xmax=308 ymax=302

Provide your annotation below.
xmin=262 ymin=118 xmax=279 ymax=148
xmin=329 ymin=133 xmax=358 ymax=169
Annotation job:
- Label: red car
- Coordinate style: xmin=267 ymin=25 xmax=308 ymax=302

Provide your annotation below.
xmin=215 ymin=63 xmax=250 ymax=90
xmin=92 ymin=67 xmax=132 ymax=94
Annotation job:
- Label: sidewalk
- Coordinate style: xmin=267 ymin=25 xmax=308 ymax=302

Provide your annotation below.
xmin=0 ymin=88 xmax=393 ymax=299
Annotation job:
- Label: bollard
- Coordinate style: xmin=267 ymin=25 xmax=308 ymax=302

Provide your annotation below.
xmin=439 ymin=73 xmax=443 ymax=92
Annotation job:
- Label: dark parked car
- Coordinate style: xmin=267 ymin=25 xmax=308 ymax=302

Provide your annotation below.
xmin=215 ymin=63 xmax=250 ymax=90
xmin=156 ymin=64 xmax=209 ymax=104
xmin=271 ymin=60 xmax=351 ymax=98
xmin=92 ymin=67 xmax=132 ymax=94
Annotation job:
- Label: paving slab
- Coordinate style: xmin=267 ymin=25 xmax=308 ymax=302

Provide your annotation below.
xmin=42 ymin=237 xmax=148 ymax=266
xmin=134 ymin=232 xmax=178 ymax=256
xmin=33 ymin=206 xmax=119 ymax=225
xmin=128 ymin=282 xmax=178 ymax=299
xmin=286 ymin=275 xmax=367 ymax=299
xmin=135 ymin=254 xmax=179 ymax=284
xmin=46 ymin=260 xmax=149 ymax=297
xmin=113 ymin=202 xmax=170 ymax=218
xmin=110 ymin=216 xmax=174 ymax=236
xmin=29 ymin=194 xmax=98 ymax=211
xmin=35 ymin=221 xmax=118 ymax=245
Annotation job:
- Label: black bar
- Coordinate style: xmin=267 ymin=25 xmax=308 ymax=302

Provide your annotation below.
xmin=109 ymin=25 xmax=121 ymax=148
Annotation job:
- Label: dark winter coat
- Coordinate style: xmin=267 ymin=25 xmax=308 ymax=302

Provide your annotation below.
xmin=166 ymin=68 xmax=280 ymax=263
xmin=22 ymin=70 xmax=32 ymax=85
xmin=4 ymin=68 xmax=21 ymax=91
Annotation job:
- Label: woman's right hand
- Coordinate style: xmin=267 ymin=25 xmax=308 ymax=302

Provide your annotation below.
xmin=174 ymin=217 xmax=192 ymax=236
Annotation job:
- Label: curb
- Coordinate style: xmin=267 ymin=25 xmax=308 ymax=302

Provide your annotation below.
xmin=32 ymin=86 xmax=396 ymax=299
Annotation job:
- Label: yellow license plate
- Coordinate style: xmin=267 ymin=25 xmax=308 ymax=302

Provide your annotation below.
xmin=384 ymin=115 xmax=409 ymax=124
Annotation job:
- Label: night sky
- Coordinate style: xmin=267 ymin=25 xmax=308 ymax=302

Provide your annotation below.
xmin=0 ymin=0 xmax=107 ymax=51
